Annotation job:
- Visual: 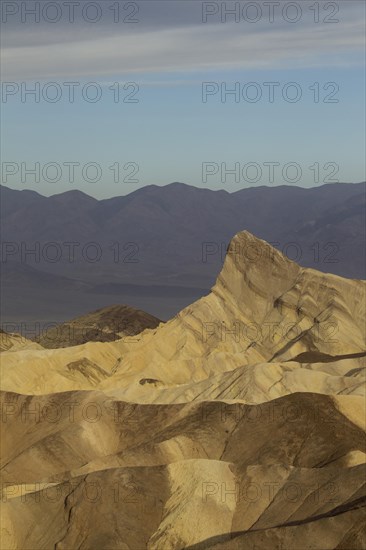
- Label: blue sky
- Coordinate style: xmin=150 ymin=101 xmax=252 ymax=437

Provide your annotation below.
xmin=1 ymin=0 xmax=365 ymax=198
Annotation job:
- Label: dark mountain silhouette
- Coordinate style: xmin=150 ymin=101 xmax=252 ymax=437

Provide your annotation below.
xmin=1 ymin=182 xmax=365 ymax=323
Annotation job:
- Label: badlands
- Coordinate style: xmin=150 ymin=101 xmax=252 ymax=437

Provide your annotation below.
xmin=1 ymin=231 xmax=365 ymax=549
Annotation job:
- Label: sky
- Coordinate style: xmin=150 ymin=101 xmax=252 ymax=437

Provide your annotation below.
xmin=1 ymin=0 xmax=365 ymax=198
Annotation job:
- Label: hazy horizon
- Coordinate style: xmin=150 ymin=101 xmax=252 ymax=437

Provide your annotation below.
xmin=2 ymin=1 xmax=365 ymax=198
xmin=2 ymin=179 xmax=366 ymax=200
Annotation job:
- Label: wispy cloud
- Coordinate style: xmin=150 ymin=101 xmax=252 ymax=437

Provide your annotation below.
xmin=1 ymin=3 xmax=365 ymax=81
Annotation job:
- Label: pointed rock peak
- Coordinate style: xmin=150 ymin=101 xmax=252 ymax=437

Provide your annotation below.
xmin=223 ymin=230 xmax=299 ymax=276
xmin=215 ymin=231 xmax=300 ymax=305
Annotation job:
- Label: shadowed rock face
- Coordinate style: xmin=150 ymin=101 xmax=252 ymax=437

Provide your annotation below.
xmin=1 ymin=391 xmax=365 ymax=549
xmin=34 ymin=304 xmax=162 ymax=349
xmin=1 ymin=232 xmax=365 ymax=549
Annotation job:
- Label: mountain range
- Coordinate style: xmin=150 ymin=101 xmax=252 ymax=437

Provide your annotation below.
xmin=1 ymin=182 xmax=365 ymax=324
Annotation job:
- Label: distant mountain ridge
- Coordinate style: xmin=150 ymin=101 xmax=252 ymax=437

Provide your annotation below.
xmin=1 ymin=182 xmax=365 ymax=322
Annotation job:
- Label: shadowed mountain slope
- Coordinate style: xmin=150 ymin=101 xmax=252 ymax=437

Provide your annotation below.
xmin=34 ymin=304 xmax=162 ymax=349
xmin=1 ymin=182 xmax=365 ymax=322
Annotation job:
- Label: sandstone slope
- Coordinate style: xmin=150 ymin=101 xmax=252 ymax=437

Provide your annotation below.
xmin=1 ymin=232 xmax=365 ymax=402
